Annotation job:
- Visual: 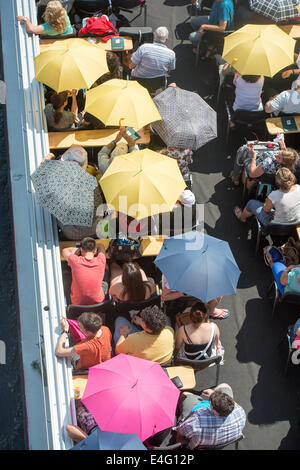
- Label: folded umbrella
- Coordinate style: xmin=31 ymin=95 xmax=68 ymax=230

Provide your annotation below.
xmin=249 ymin=0 xmax=300 ymax=23
xmin=85 ymin=78 xmax=162 ymax=129
xmin=222 ymin=24 xmax=296 ymax=77
xmin=154 ymin=230 xmax=241 ymax=303
xmin=82 ymin=354 xmax=180 ymax=442
xmin=71 ymin=429 xmax=146 ymax=450
xmin=34 ymin=38 xmax=109 ymax=92
xmin=99 ymin=148 xmax=186 ymax=220
xmin=152 ymin=86 xmax=217 ymax=150
xmin=31 ymin=160 xmax=99 ymax=226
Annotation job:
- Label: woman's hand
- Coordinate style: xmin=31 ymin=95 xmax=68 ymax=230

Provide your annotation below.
xmin=16 ymin=16 xmax=28 ymax=22
xmin=132 ymin=315 xmax=143 ymax=326
xmin=60 ymin=318 xmax=69 ymax=333
xmin=282 ymin=70 xmax=293 ymax=79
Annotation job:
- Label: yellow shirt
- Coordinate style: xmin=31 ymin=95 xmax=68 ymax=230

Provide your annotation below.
xmin=117 ymin=326 xmax=174 ymax=364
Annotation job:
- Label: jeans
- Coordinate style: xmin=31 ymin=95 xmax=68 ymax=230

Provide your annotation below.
xmin=189 ymin=16 xmax=209 ymax=47
xmin=245 ymin=199 xmax=274 ymax=226
xmin=271 ymin=262 xmax=286 ymax=295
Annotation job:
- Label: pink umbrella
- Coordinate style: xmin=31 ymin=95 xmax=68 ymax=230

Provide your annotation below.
xmin=82 ymin=354 xmax=180 ymax=442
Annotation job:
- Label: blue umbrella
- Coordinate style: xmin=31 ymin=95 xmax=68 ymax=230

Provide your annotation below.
xmin=71 ymin=429 xmax=147 ymax=450
xmin=154 ymin=231 xmax=241 ymax=302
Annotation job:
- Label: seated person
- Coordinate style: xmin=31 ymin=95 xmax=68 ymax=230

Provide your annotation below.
xmin=264 ymin=249 xmax=300 ymax=297
xmin=66 ymin=399 xmax=99 ymax=444
xmin=59 ymin=145 xmax=88 ymax=169
xmin=189 ymin=0 xmax=234 ymax=48
xmin=45 ymin=89 xmax=79 ymax=130
xmin=128 ymin=27 xmax=176 ymax=92
xmin=162 ymin=275 xmax=230 ymax=319
xmin=232 ymin=74 xmax=264 ymax=112
xmin=265 ymin=78 xmax=300 ymax=116
xmin=109 ymin=261 xmax=156 ymax=302
xmin=55 ymin=313 xmax=111 ymax=370
xmin=97 ymin=127 xmax=139 ymax=175
xmin=234 ymin=168 xmax=300 ymax=226
xmin=176 ymin=383 xmax=246 ymax=449
xmin=62 ymin=237 xmax=107 ymax=306
xmin=114 ymin=305 xmax=174 ymax=364
xmin=17 ymin=0 xmax=74 ymax=36
xmin=230 ymin=139 xmax=298 ymax=185
xmin=174 ymin=300 xmax=222 ymax=360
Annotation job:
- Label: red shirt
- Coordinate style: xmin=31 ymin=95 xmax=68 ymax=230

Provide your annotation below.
xmin=74 ymin=326 xmax=112 ymax=370
xmin=68 ymin=253 xmax=106 ymax=305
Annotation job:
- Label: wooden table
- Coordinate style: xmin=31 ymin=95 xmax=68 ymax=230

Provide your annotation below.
xmin=266 ymin=115 xmax=300 ymax=134
xmin=279 ymin=25 xmax=300 ymax=38
xmin=60 ymin=236 xmax=165 ymax=260
xmin=39 ymin=36 xmax=133 ymax=52
xmin=72 ymin=365 xmax=195 ymax=398
xmin=49 ymin=127 xmax=150 ymax=149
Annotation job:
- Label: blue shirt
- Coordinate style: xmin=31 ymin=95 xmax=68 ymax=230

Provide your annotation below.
xmin=209 ymin=0 xmax=234 ymax=31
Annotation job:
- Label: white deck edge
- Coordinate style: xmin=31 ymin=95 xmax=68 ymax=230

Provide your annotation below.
xmin=0 ymin=0 xmax=75 ymax=450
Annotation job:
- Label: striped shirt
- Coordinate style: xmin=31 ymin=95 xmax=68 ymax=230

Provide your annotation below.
xmin=177 ymin=403 xmax=246 ymax=449
xmin=131 ymin=42 xmax=176 ymax=78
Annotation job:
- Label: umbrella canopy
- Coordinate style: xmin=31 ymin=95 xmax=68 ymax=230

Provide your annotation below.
xmin=249 ymin=0 xmax=300 ymax=22
xmin=99 ymin=148 xmax=186 ymax=220
xmin=154 ymin=230 xmax=241 ymax=303
xmin=85 ymin=78 xmax=162 ymax=129
xmin=82 ymin=354 xmax=180 ymax=442
xmin=71 ymin=429 xmax=146 ymax=450
xmin=34 ymin=38 xmax=109 ymax=92
xmin=31 ymin=160 xmax=99 ymax=226
xmin=152 ymin=87 xmax=217 ymax=150
xmin=222 ymin=24 xmax=296 ymax=77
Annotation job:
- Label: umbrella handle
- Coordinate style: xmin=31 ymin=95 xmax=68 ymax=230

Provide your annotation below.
xmin=119 ymin=118 xmax=125 ymax=127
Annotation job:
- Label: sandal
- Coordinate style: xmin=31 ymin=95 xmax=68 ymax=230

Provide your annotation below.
xmin=209 ymin=309 xmax=230 ymax=320
xmin=234 ymin=206 xmax=243 ymax=220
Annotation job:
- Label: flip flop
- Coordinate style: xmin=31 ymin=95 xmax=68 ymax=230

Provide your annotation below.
xmin=209 ymin=309 xmax=230 ymax=320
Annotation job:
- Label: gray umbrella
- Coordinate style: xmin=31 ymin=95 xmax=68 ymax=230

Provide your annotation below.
xmin=249 ymin=0 xmax=299 ymax=22
xmin=31 ymin=160 xmax=100 ymax=226
xmin=152 ymin=87 xmax=217 ymax=151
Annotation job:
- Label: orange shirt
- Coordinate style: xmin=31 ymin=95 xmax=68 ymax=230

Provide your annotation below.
xmin=68 ymin=253 xmax=106 ymax=305
xmin=74 ymin=326 xmax=112 ymax=370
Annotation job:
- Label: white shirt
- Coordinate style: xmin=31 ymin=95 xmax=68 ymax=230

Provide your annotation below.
xmin=131 ymin=42 xmax=176 ymax=78
xmin=268 ymin=185 xmax=300 ymax=223
xmin=233 ymin=76 xmax=264 ymax=112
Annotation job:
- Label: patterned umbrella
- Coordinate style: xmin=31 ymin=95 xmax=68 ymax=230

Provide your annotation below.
xmin=151 ymin=87 xmax=217 ymax=151
xmin=31 ymin=160 xmax=99 ymax=226
xmin=249 ymin=0 xmax=300 ymax=22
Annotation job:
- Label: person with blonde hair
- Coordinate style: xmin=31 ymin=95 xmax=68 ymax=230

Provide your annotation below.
xmin=17 ymin=0 xmax=73 ymax=36
xmin=234 ymin=167 xmax=300 ymax=226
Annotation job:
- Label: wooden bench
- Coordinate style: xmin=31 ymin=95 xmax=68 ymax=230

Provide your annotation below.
xmin=48 ymin=127 xmax=150 ymax=149
xmin=60 ymin=236 xmax=166 ymax=260
xmin=39 ymin=36 xmax=133 ymax=52
xmin=265 ymin=116 xmax=300 ymax=135
xmin=279 ymin=25 xmax=300 ymax=38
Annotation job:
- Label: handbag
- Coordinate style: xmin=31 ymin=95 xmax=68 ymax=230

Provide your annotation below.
xmin=107 ymin=237 xmax=141 ymax=261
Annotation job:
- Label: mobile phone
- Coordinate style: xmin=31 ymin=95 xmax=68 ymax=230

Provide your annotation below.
xmin=171 ymin=376 xmax=183 ymax=389
xmin=126 ymin=126 xmax=141 ymax=141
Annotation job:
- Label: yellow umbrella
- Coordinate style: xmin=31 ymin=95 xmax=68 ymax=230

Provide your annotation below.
xmin=222 ymin=24 xmax=296 ymax=77
xmin=100 ymin=149 xmax=186 ymax=220
xmin=34 ymin=38 xmax=109 ymax=92
xmin=85 ymin=79 xmax=162 ymax=129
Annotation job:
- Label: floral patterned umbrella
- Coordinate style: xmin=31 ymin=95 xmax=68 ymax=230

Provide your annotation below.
xmin=31 ymin=160 xmax=99 ymax=226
